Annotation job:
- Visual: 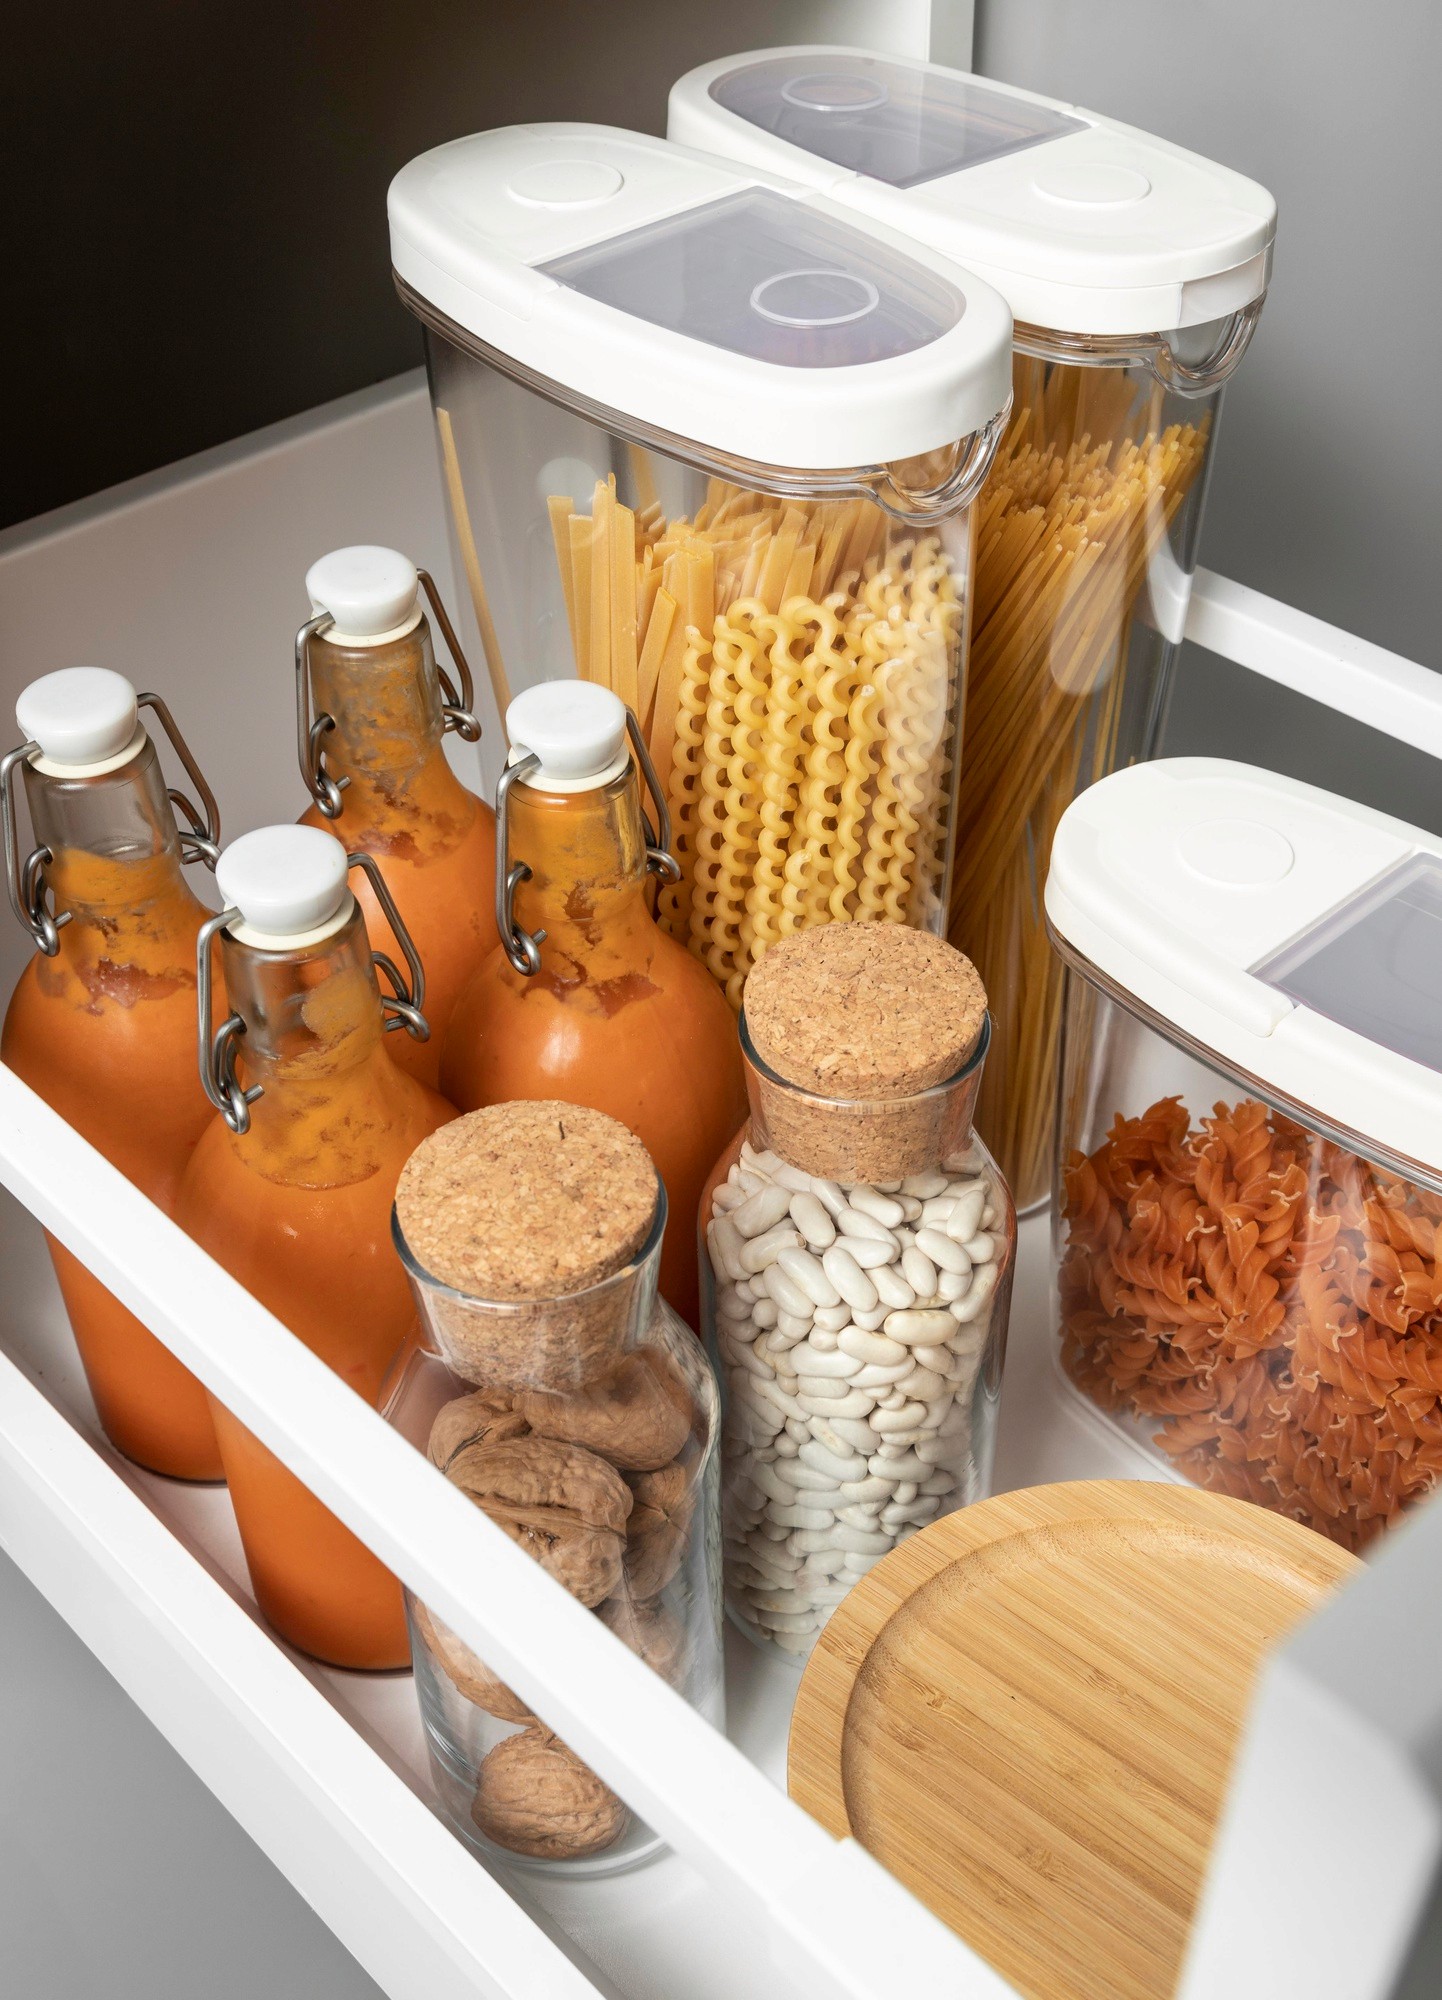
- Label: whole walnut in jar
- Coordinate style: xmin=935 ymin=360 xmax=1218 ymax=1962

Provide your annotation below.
xmin=387 ymin=1100 xmax=725 ymax=1874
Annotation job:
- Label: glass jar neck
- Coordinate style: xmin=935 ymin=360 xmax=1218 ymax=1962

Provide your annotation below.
xmin=220 ymin=903 xmax=407 ymax=1183
xmin=509 ymin=764 xmax=651 ymax=959
xmin=308 ymin=617 xmax=472 ymax=830
xmin=23 ymin=734 xmax=194 ymax=930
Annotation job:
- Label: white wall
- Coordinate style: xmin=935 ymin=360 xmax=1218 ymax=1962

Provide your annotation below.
xmin=977 ymin=0 xmax=1442 ymax=830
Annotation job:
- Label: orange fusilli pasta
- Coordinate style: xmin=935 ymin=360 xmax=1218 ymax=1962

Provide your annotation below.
xmin=1060 ymin=1096 xmax=1442 ymax=1551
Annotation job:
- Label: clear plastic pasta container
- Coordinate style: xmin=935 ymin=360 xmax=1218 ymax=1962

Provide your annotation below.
xmin=1046 ymin=758 xmax=1442 ymax=1553
xmin=698 ymin=925 xmax=1014 ymax=1658
xmin=387 ymin=124 xmax=1013 ymax=1002
xmin=385 ymin=1103 xmax=722 ymax=1874
xmin=670 ymin=48 xmax=1276 ymax=1204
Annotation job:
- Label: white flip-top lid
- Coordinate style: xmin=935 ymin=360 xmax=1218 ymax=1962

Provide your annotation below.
xmin=1046 ymin=758 xmax=1442 ymax=1188
xmin=306 ymin=546 xmax=421 ymax=645
xmin=507 ymin=682 xmax=629 ymax=791
xmin=17 ymin=667 xmax=143 ymax=775
xmin=217 ymin=826 xmax=352 ymax=946
xmin=388 ymin=122 xmax=1013 ymax=471
xmin=669 ymin=49 xmax=1276 ymax=337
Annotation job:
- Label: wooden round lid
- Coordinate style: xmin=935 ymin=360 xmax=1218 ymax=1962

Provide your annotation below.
xmin=788 ymin=1480 xmax=1356 ymax=2000
xmin=744 ymin=925 xmax=985 ymax=1100
xmin=395 ymin=1102 xmax=656 ymax=1302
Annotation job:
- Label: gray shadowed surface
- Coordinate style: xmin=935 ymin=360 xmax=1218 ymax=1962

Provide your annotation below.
xmin=975 ymin=0 xmax=1442 ymax=833
xmin=0 ymin=1549 xmax=388 ymax=2000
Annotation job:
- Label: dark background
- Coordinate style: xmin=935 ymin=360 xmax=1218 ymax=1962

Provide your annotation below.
xmin=1 ymin=0 xmax=854 ymax=530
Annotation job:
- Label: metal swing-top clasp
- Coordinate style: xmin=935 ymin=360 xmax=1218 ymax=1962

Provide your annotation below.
xmin=296 ymin=570 xmax=483 ymax=821
xmin=196 ymin=851 xmax=429 ymax=1136
xmin=1 ymin=693 xmax=221 ymax=958
xmin=495 ymin=705 xmax=682 ymax=978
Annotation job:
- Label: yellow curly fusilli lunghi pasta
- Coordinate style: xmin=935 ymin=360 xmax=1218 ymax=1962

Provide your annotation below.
xmin=549 ymin=477 xmax=966 ymax=1007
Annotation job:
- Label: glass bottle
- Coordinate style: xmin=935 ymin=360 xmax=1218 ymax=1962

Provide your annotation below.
xmin=297 ymin=546 xmax=498 ymax=1090
xmin=1 ymin=668 xmax=224 ymax=1478
xmin=174 ymin=825 xmax=453 ymax=1667
xmin=385 ymin=1101 xmax=723 ymax=1875
xmin=440 ymin=683 xmax=746 ymax=1331
xmin=697 ymin=925 xmax=1015 ymax=1660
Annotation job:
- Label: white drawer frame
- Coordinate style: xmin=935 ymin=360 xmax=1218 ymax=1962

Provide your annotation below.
xmin=2 ymin=363 xmax=1441 ymax=2000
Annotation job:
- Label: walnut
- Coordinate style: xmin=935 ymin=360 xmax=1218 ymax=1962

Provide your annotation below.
xmin=471 ymin=1727 xmax=628 ymax=1861
xmin=598 ymin=1587 xmax=686 ymax=1687
xmin=412 ymin=1600 xmax=536 ymax=1726
xmin=448 ymin=1436 xmax=632 ymax=1608
xmin=518 ymin=1347 xmax=693 ymax=1472
xmin=427 ymin=1389 xmax=527 ymax=1471
xmin=623 ymin=1458 xmax=695 ymax=1598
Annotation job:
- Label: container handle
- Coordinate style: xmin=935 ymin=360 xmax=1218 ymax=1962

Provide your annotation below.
xmin=195 ymin=908 xmax=260 ymax=1135
xmin=1150 ymin=302 xmax=1265 ymax=395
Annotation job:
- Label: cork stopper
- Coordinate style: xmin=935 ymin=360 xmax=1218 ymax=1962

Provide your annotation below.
xmin=741 ymin=926 xmax=989 ymax=1184
xmin=394 ymin=1103 xmax=660 ymax=1390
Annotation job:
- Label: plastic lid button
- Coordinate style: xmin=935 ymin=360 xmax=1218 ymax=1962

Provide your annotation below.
xmin=507 ymin=159 xmax=625 ymax=207
xmin=507 ymin=682 xmax=628 ymax=789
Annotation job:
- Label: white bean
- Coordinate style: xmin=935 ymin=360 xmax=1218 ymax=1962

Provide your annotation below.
xmin=762 ymin=1263 xmax=813 ymax=1317
xmin=799 ymin=1439 xmax=867 ymax=1483
xmin=919 ymin=1195 xmax=958 ymax=1226
xmin=901 ymin=1246 xmax=938 ymax=1299
xmin=950 ymin=1263 xmax=999 ymax=1324
xmin=788 ymin=1191 xmax=837 ymax=1250
xmin=847 ymin=1187 xmax=906 ymax=1228
xmin=795 ymin=1342 xmax=859 ymax=1379
xmin=810 ymin=1178 xmax=848 ymax=1217
xmin=837 ymin=1325 xmax=906 ymax=1366
xmin=937 ymin=1265 xmax=972 ymax=1301
xmin=804 ymin=1387 xmax=877 ymax=1420
xmin=964 ymin=1231 xmax=998 ymax=1265
xmin=822 ymin=1246 xmax=879 ymax=1312
xmin=708 ymin=1213 xmax=747 ymax=1281
xmin=945 ymin=1187 xmax=986 ymax=1244
xmin=911 ymin=1343 xmax=953 ymax=1374
xmin=835 ymin=1206 xmax=897 ymax=1247
xmin=850 ymin=1360 xmax=912 ymax=1389
xmin=770 ymin=1503 xmax=835 ymax=1531
xmin=837 ymin=1503 xmax=883 ymax=1530
xmin=898 ymin=1366 xmax=948 ymax=1403
xmin=808 ymin=1325 xmax=838 ymax=1352
xmin=739 ymin=1224 xmax=802 ymax=1274
xmin=796 ymin=1375 xmax=850 ymax=1404
xmin=871 ymin=1404 xmax=926 ymax=1435
xmin=750 ymin=1298 xmax=779 ymax=1329
xmin=914 ymin=1227 xmax=974 ymax=1274
xmin=902 ymin=1170 xmax=951 ymax=1199
xmin=777 ymin=1245 xmax=842 ymax=1308
xmin=732 ymin=1183 xmax=795 ymax=1238
xmin=775 ymin=1310 xmax=813 ymax=1340
xmin=840 ymin=1475 xmax=894 ymax=1504
xmin=868 ymin=1447 xmax=930 ymax=1481
xmin=883 ymin=1307 xmax=957 ymax=1345
xmin=850 ymin=1303 xmax=891 ymax=1329
xmin=821 ymin=1416 xmax=879 ymax=1455
xmin=835 ymin=1526 xmax=893 ymax=1555
xmin=812 ymin=1302 xmax=851 ymax=1332
xmin=842 ymin=1234 xmax=902 ymax=1270
xmin=871 ymin=1263 xmax=915 ymax=1310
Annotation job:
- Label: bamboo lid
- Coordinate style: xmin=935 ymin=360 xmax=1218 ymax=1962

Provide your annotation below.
xmin=788 ymin=1480 xmax=1357 ymax=2000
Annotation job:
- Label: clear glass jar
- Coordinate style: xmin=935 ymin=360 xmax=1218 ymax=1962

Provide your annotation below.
xmin=387 ymin=1191 xmax=723 ymax=1874
xmin=701 ymin=1014 xmax=1014 ymax=1659
xmin=1053 ymin=976 xmax=1442 ymax=1555
xmin=952 ymin=325 xmax=1247 ymax=1209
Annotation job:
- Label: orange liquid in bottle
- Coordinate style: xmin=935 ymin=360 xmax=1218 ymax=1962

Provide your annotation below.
xmin=440 ymin=763 xmax=744 ymax=1330
xmin=176 ymin=909 xmax=451 ymax=1668
xmin=2 ymin=749 xmax=221 ymax=1478
xmin=299 ymin=616 xmax=496 ymax=1090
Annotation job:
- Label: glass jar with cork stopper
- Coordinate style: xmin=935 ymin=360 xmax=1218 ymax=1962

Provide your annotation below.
xmin=699 ymin=925 xmax=1015 ymax=1660
xmin=385 ymin=1102 xmax=722 ymax=1875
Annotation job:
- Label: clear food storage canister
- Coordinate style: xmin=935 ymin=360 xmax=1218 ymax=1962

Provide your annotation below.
xmin=387 ymin=123 xmax=1012 ymax=1003
xmin=1046 ymin=758 xmax=1442 ymax=1554
xmin=670 ymin=49 xmax=1276 ymax=1204
xmin=385 ymin=1102 xmax=722 ymax=1873
xmin=701 ymin=924 xmax=1014 ymax=1659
